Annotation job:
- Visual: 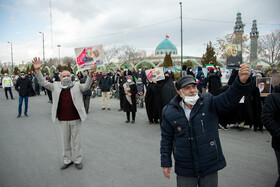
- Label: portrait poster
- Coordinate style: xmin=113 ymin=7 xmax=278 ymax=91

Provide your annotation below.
xmin=256 ymin=77 xmax=272 ymax=97
xmin=220 ymin=68 xmax=232 ymax=84
xmin=226 ymin=44 xmax=243 ymax=69
xmin=145 ymin=67 xmax=165 ymax=81
xmin=74 ymin=45 xmax=104 ymax=71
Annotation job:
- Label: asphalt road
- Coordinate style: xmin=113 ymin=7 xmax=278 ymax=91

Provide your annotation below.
xmin=0 ymin=89 xmax=277 ymax=187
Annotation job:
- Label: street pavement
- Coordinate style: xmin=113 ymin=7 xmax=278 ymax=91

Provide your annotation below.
xmin=0 ymin=89 xmax=277 ymax=187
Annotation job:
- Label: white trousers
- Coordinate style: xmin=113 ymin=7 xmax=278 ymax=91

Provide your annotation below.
xmin=59 ymin=119 xmax=82 ymax=164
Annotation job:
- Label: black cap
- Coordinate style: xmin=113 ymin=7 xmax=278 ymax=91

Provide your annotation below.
xmin=175 ymin=75 xmax=197 ymax=90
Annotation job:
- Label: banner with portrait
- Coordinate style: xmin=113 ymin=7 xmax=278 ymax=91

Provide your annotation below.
xmin=226 ymin=44 xmax=243 ymax=69
xmin=256 ymin=77 xmax=272 ymax=97
xmin=74 ymin=45 xmax=104 ymax=71
xmin=145 ymin=67 xmax=165 ymax=81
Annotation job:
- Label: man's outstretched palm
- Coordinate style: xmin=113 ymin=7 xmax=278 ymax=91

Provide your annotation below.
xmin=32 ymin=57 xmax=42 ymax=71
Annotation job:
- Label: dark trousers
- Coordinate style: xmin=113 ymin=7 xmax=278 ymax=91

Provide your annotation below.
xmin=5 ymin=87 xmax=14 ymax=99
xmin=18 ymin=96 xmax=28 ymax=115
xmin=35 ymin=84 xmax=40 ymax=95
xmin=47 ymin=90 xmax=52 ymax=102
xmin=177 ymin=172 xmax=218 ymax=187
xmin=275 ymin=149 xmax=280 ymax=187
xmin=83 ymin=95 xmax=91 ymax=114
xmin=126 ymin=111 xmax=136 ymax=121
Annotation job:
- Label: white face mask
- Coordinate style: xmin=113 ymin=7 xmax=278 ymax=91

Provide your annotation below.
xmin=168 ymin=70 xmax=171 ymax=73
xmin=181 ymin=91 xmax=199 ymax=106
xmin=61 ymin=77 xmax=73 ymax=87
xmin=127 ymin=79 xmax=132 ymax=83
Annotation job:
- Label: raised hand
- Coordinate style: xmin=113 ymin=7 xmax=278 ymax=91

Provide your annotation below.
xmin=89 ymin=64 xmax=97 ymax=77
xmin=238 ymin=63 xmax=251 ymax=84
xmin=32 ymin=57 xmax=43 ymax=72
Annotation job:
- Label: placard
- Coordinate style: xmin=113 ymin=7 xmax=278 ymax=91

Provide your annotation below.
xmin=145 ymin=67 xmax=165 ymax=81
xmin=74 ymin=45 xmax=104 ymax=71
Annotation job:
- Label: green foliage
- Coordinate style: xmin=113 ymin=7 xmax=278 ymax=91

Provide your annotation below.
xmin=162 ymin=53 xmax=173 ymax=67
xmin=13 ymin=67 xmax=20 ymax=75
xmin=135 ymin=61 xmax=154 ymax=70
xmin=183 ymin=60 xmax=194 ymax=68
xmin=174 ymin=71 xmax=181 ymax=81
xmin=26 ymin=66 xmax=30 ymax=73
xmin=201 ymin=41 xmax=217 ymax=67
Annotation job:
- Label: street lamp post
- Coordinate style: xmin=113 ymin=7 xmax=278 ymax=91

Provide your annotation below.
xmin=180 ymin=2 xmax=183 ymax=67
xmin=39 ymin=32 xmax=45 ymax=63
xmin=57 ymin=45 xmax=61 ymax=63
xmin=7 ymin=41 xmax=13 ymax=74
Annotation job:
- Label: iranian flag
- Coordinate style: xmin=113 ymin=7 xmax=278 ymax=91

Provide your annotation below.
xmin=206 ymin=64 xmax=215 ymax=70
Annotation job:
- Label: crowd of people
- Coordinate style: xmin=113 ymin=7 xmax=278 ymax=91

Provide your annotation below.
xmin=1 ymin=59 xmax=279 ymax=186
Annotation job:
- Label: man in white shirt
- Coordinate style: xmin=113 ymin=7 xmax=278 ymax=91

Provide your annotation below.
xmin=2 ymin=73 xmax=14 ymax=100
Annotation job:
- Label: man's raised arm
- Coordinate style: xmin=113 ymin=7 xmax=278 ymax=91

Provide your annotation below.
xmin=32 ymin=57 xmax=54 ymax=91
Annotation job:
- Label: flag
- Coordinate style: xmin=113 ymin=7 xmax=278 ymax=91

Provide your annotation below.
xmin=206 ymin=64 xmax=215 ymax=70
xmin=166 ymin=35 xmax=169 ymax=38
xmin=134 ymin=76 xmax=138 ymax=83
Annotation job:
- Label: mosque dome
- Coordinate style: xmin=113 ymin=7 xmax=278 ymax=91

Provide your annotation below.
xmin=155 ymin=37 xmax=177 ymax=55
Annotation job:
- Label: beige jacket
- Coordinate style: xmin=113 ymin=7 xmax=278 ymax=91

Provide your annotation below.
xmin=35 ymin=71 xmax=94 ymax=122
xmin=267 ymin=70 xmax=280 ymax=88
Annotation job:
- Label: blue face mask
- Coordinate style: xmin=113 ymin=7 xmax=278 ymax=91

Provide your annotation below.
xmin=273 ymin=67 xmax=277 ymax=70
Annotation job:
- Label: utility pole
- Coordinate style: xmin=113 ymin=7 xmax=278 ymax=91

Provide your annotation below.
xmin=57 ymin=45 xmax=61 ymax=63
xmin=39 ymin=32 xmax=45 ymax=63
xmin=7 ymin=41 xmax=13 ymax=74
xmin=180 ymin=2 xmax=183 ymax=67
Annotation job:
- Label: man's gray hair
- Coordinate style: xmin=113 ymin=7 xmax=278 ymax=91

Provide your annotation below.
xmin=61 ymin=70 xmax=71 ymax=74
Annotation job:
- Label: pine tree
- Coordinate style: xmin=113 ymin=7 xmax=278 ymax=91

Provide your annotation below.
xmin=201 ymin=41 xmax=217 ymax=67
xmin=162 ymin=53 xmax=173 ymax=67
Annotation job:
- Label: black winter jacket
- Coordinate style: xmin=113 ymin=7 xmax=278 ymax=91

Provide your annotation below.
xmin=99 ymin=76 xmax=112 ymax=92
xmin=15 ymin=77 xmax=32 ymax=97
xmin=160 ymin=77 xmax=252 ymax=177
xmin=261 ymin=86 xmax=280 ymax=151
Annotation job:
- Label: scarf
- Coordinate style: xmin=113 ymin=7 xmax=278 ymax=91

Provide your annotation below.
xmin=123 ymin=81 xmax=135 ymax=105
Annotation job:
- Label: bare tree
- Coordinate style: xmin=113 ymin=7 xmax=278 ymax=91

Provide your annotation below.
xmin=104 ymin=45 xmax=121 ymax=64
xmin=213 ymin=33 xmax=250 ymax=61
xmin=45 ymin=58 xmax=60 ymax=67
xmin=117 ymin=45 xmax=146 ymax=64
xmin=62 ymin=57 xmax=76 ymax=66
xmin=259 ymin=29 xmax=280 ymax=65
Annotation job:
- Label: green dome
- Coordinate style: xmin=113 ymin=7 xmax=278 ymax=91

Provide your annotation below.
xmin=155 ymin=38 xmax=177 ymax=55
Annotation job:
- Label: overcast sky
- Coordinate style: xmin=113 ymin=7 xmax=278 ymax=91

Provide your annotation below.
xmin=0 ymin=0 xmax=279 ymax=65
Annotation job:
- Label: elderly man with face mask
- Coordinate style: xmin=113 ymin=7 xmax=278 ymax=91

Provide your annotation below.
xmin=160 ymin=63 xmax=251 ymax=187
xmin=32 ymin=57 xmax=96 ymax=170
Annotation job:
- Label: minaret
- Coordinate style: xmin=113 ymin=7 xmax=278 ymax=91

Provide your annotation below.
xmin=233 ymin=13 xmax=245 ymax=52
xmin=250 ymin=20 xmax=259 ymax=64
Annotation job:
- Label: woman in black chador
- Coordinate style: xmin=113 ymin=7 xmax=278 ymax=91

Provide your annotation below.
xmin=145 ymin=79 xmax=159 ymax=124
xmin=154 ymin=72 xmax=177 ymax=123
xmin=123 ymin=76 xmax=138 ymax=123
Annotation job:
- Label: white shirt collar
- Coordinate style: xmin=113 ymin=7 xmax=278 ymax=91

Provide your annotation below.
xmin=180 ymin=100 xmax=191 ymax=121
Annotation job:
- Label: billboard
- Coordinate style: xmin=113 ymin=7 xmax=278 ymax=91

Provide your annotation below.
xmin=226 ymin=44 xmax=242 ymax=69
xmin=74 ymin=45 xmax=104 ymax=71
